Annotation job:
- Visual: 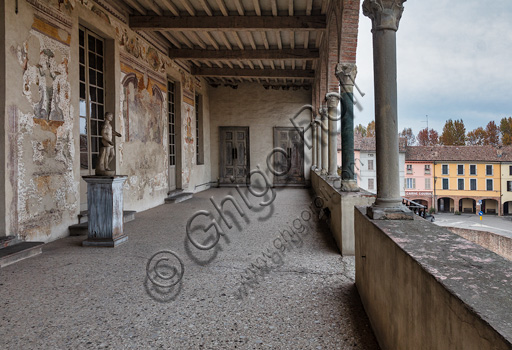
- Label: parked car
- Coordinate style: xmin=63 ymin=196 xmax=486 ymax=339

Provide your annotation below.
xmin=424 ymin=213 xmax=435 ymax=222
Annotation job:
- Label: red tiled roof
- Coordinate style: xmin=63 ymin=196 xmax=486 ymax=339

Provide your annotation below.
xmin=406 ymin=146 xmax=512 ymax=162
xmin=353 ymin=136 xmax=407 ymax=152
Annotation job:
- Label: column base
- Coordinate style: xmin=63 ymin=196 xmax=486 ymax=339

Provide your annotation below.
xmin=83 ymin=235 xmax=129 ymax=247
xmin=340 ymin=180 xmax=359 ymax=192
xmin=327 ymin=174 xmax=340 ymax=181
xmin=367 ymin=204 xmax=414 ymax=220
xmin=321 ymin=169 xmax=328 ymax=175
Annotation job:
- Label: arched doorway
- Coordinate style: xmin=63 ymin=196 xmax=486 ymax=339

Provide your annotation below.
xmin=459 ymin=198 xmax=476 ymax=214
xmin=482 ymin=199 xmax=499 ymax=214
xmin=504 ymin=201 xmax=512 ymax=215
xmin=438 ymin=197 xmax=454 ymax=213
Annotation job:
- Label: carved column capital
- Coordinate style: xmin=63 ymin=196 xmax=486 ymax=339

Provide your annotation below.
xmin=362 ymin=0 xmax=406 ymax=32
xmin=326 ymin=94 xmax=339 ymax=108
xmin=336 ymin=63 xmax=357 ymax=87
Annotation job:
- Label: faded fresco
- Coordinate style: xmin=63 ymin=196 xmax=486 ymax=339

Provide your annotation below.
xmin=121 ymin=70 xmax=163 ymax=143
xmin=8 ymin=7 xmax=76 ymax=240
xmin=118 ymin=63 xmax=168 ymax=206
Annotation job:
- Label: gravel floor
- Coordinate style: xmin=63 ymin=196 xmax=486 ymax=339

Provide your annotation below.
xmin=0 ymin=187 xmax=379 ymax=350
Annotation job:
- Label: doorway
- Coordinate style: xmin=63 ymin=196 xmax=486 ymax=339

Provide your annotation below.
xmin=273 ymin=127 xmax=305 ymax=185
xmin=219 ymin=127 xmax=249 ymax=184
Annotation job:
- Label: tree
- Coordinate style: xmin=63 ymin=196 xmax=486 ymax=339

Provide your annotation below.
xmin=366 ymin=120 xmax=375 ymax=137
xmin=467 ymin=127 xmax=486 ymax=145
xmin=440 ymin=119 xmax=466 ymax=145
xmin=500 ymin=117 xmax=512 ymax=145
xmin=417 ymin=127 xmax=439 ymax=146
xmin=399 ymin=127 xmax=416 ymax=146
xmin=354 ymin=124 xmax=367 ymax=137
xmin=485 ymin=121 xmax=500 ymax=146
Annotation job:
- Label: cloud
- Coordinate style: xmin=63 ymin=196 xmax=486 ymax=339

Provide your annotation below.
xmin=355 ymin=0 xmax=512 ymax=134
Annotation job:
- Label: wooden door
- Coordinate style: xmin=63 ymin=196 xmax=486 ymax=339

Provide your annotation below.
xmin=273 ymin=127 xmax=305 ymax=184
xmin=219 ymin=127 xmax=249 ymax=184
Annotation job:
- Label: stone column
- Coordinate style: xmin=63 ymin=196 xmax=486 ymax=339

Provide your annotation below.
xmin=336 ymin=63 xmax=359 ymax=191
xmin=320 ymin=107 xmax=328 ymax=175
xmin=327 ymin=95 xmax=340 ymax=178
xmin=311 ymin=119 xmax=317 ymax=170
xmin=363 ymin=0 xmax=412 ymax=219
xmin=315 ymin=116 xmax=322 ymax=171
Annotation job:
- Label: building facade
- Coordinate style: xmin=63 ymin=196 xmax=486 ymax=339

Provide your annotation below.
xmin=403 ymin=160 xmax=434 ymax=209
xmin=501 ymin=162 xmax=512 ymax=215
xmin=405 ymin=146 xmax=512 ymax=215
xmin=353 ymin=137 xmax=406 ymax=196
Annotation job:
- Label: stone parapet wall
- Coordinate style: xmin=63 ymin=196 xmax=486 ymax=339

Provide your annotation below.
xmin=355 ymin=208 xmax=512 ymax=349
xmin=311 ymin=171 xmax=374 ymax=255
xmin=447 ymin=227 xmax=512 ymax=261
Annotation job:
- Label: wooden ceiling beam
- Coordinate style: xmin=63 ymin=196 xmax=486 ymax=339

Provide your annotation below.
xmin=130 ymin=15 xmax=326 ymax=31
xmin=191 ymin=67 xmax=315 ymax=78
xmin=168 ymin=48 xmax=319 ymax=60
xmin=160 ymin=0 xmax=179 ymax=16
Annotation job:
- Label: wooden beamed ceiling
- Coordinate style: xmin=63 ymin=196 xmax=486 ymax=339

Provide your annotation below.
xmin=118 ymin=0 xmax=329 ymax=85
xmin=129 ymin=15 xmax=326 ymax=31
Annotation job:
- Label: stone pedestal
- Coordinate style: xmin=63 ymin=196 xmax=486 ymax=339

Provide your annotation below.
xmin=82 ymin=176 xmax=128 ymax=247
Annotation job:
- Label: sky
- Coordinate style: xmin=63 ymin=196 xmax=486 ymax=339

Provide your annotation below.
xmin=353 ymin=0 xmax=512 ymax=136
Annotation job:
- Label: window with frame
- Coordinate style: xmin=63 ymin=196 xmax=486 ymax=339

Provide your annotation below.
xmin=457 ymin=164 xmax=464 ymax=175
xmin=507 ymin=181 xmax=512 ymax=192
xmin=457 ymin=178 xmax=464 ymax=190
xmin=509 ymin=165 xmax=512 ymax=176
xmin=442 ymin=178 xmax=449 ymax=190
xmin=424 ymin=164 xmax=431 ymax=174
xmin=168 ymin=80 xmax=176 ymax=167
xmin=442 ymin=164 xmax=449 ymax=175
xmin=406 ymin=178 xmax=416 ymax=189
xmin=79 ymin=27 xmax=105 ymax=172
xmin=470 ymin=178 xmax=477 ymax=191
xmin=195 ymin=94 xmax=204 ymax=165
xmin=486 ymin=179 xmax=493 ymax=191
xmin=406 ymin=164 xmax=412 ymax=174
xmin=470 ymin=164 xmax=477 ymax=175
xmin=368 ymin=160 xmax=374 ymax=171
xmin=486 ymin=164 xmax=493 ymax=176
xmin=425 ymin=178 xmax=431 ymax=190
xmin=368 ymin=178 xmax=374 ymax=190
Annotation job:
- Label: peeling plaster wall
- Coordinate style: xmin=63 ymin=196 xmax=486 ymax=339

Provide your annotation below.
xmin=209 ymin=83 xmax=312 ymax=185
xmin=179 ymin=76 xmax=211 ymax=193
xmin=3 ymin=0 xmax=212 ymax=241
xmin=0 ymin=0 xmax=6 ymax=237
xmin=5 ymin=0 xmax=76 ymax=241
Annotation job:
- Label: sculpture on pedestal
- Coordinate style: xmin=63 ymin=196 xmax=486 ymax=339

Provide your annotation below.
xmin=96 ymin=112 xmax=122 ymax=176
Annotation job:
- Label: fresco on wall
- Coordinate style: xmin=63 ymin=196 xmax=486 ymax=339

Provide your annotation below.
xmin=9 ymin=9 xmax=76 ymax=240
xmin=121 ymin=69 xmax=164 ymax=144
xmin=182 ymin=72 xmax=195 ymax=106
xmin=118 ymin=61 xmax=168 ymax=203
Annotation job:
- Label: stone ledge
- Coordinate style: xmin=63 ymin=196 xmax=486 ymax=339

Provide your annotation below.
xmin=311 ymin=171 xmax=375 ymax=255
xmin=355 ymin=207 xmax=512 ymax=349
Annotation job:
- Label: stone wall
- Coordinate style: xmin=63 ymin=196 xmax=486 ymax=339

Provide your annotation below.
xmin=447 ymin=226 xmax=512 ymax=261
xmin=355 ymin=208 xmax=512 ymax=349
xmin=311 ymin=171 xmax=374 ymax=255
